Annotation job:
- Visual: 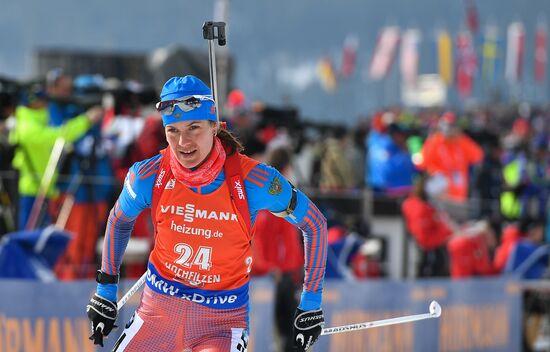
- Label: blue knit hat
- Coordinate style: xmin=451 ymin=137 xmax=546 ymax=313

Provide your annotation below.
xmin=158 ymin=75 xmax=216 ymax=126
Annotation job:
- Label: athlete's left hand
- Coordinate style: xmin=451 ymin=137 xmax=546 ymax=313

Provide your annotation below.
xmin=292 ymin=308 xmax=324 ymax=351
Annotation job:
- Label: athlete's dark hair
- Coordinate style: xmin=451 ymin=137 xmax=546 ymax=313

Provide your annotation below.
xmin=212 ymin=121 xmax=244 ymax=155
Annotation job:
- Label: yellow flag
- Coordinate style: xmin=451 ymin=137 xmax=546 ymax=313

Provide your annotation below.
xmin=317 ymin=57 xmax=337 ymax=93
xmin=437 ymin=31 xmax=453 ymax=85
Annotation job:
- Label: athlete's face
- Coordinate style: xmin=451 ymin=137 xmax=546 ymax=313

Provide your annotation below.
xmin=165 ymin=120 xmax=216 ymax=169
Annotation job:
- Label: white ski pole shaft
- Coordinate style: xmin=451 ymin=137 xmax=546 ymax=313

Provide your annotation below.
xmin=117 ymin=272 xmax=147 ymax=310
xmin=321 ymin=301 xmax=442 ymax=336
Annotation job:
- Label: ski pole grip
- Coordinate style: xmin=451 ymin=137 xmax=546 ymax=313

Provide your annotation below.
xmin=217 ymin=25 xmax=226 ymax=46
xmin=202 ymin=21 xmax=226 ymax=46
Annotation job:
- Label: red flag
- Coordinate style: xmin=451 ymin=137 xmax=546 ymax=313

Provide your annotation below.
xmin=340 ymin=35 xmax=359 ymax=79
xmin=505 ymin=22 xmax=525 ymax=82
xmin=535 ymin=22 xmax=547 ymax=83
xmin=465 ymin=0 xmax=479 ymax=34
xmin=369 ymin=26 xmax=400 ymax=80
xmin=400 ymin=29 xmax=421 ymax=85
xmin=456 ymin=31 xmax=477 ymax=97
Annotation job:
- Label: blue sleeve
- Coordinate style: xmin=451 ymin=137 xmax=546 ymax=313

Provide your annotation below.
xmin=118 ymin=154 xmax=160 ymax=217
xmin=245 ymin=163 xmax=327 ymax=310
xmin=97 ymin=155 xmax=160 ymax=301
xmin=244 ymin=163 xmax=295 ymax=222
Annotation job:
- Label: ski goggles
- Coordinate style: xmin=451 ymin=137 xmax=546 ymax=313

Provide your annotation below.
xmin=155 ymin=95 xmax=215 ymax=116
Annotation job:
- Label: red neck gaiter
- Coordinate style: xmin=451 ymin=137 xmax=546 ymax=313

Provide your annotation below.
xmin=169 ymin=136 xmax=226 ymax=188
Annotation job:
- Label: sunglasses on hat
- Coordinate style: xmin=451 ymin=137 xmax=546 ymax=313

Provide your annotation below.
xmin=155 ymin=95 xmax=214 ymax=116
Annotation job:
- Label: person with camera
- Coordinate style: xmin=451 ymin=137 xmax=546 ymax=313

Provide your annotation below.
xmin=9 ymin=83 xmax=103 ymax=229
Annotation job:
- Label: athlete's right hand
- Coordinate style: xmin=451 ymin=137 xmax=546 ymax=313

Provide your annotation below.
xmin=86 ymin=293 xmax=118 ymax=347
xmin=293 ymin=308 xmax=324 ymax=351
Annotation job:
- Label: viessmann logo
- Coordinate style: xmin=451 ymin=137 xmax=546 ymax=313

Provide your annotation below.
xmin=160 ymin=204 xmax=238 ymax=223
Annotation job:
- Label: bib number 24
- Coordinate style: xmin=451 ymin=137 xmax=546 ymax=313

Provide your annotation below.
xmin=173 ymin=243 xmax=253 ymax=274
xmin=174 ymin=243 xmax=212 ymax=270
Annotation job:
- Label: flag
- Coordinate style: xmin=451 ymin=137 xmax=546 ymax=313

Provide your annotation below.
xmin=400 ymin=29 xmax=421 ymax=85
xmin=481 ymin=25 xmax=499 ymax=85
xmin=535 ymin=22 xmax=547 ymax=84
xmin=318 ymin=56 xmax=337 ymax=92
xmin=456 ymin=31 xmax=477 ymax=97
xmin=505 ymin=22 xmax=525 ymax=82
xmin=465 ymin=0 xmax=479 ymax=34
xmin=340 ymin=35 xmax=359 ymax=79
xmin=437 ymin=30 xmax=453 ymax=85
xmin=369 ymin=26 xmax=400 ymax=80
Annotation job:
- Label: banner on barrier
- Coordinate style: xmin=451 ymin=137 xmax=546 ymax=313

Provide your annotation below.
xmin=0 ymin=278 xmax=521 ymax=351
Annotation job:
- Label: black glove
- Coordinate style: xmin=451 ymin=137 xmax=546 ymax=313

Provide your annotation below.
xmin=293 ymin=308 xmax=324 ymax=351
xmin=86 ymin=293 xmax=118 ymax=347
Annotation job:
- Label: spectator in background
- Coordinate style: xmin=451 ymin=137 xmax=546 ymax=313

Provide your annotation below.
xmin=46 ymin=68 xmax=80 ymax=126
xmin=493 ymin=220 xmax=523 ymax=273
xmin=0 ymin=79 xmax=19 ymax=234
xmin=224 ymin=88 xmax=265 ymax=160
xmin=402 ymin=174 xmax=453 ymax=277
xmin=103 ymin=80 xmax=150 ymax=181
xmin=494 ymin=218 xmax=547 ymax=278
xmin=403 ymin=172 xmax=498 ymax=278
xmin=367 ymin=120 xmax=416 ymax=195
xmin=292 ymin=126 xmax=319 ymax=187
xmin=9 ymin=83 xmax=102 ymax=229
xmin=500 ymin=117 xmax=531 ymax=220
xmin=55 ymin=74 xmax=113 ymax=280
xmin=45 ymin=68 xmax=87 ymax=205
xmin=420 ymin=112 xmax=484 ymax=221
xmin=324 ymin=223 xmax=365 ymax=280
xmin=350 ymin=238 xmax=383 ymax=279
xmin=224 ymin=88 xmax=247 ymax=126
xmin=447 ymin=226 xmax=496 ymax=279
xmin=319 ymin=127 xmax=357 ymax=190
xmin=305 ymin=127 xmax=327 ymax=188
xmin=251 ymin=147 xmax=304 ymax=352
xmin=350 ymin=122 xmax=368 ymax=188
xmin=475 ymin=135 xmax=503 ymax=222
xmin=525 ymin=134 xmax=550 ymax=219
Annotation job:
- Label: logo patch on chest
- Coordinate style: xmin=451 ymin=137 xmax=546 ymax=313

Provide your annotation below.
xmin=165 ymin=179 xmax=176 ymax=189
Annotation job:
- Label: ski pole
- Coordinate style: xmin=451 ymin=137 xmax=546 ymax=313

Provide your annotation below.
xmin=202 ymin=21 xmax=226 ymax=124
xmin=117 ymin=272 xmax=147 ymax=310
xmin=321 ymin=301 xmax=442 ymax=335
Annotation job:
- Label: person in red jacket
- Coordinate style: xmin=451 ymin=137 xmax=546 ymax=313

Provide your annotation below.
xmin=493 ymin=223 xmax=522 ymax=273
xmin=402 ymin=174 xmax=453 ymax=277
xmin=419 ymin=112 xmax=484 ymax=217
xmin=493 ymin=218 xmax=546 ymax=274
xmin=447 ymin=233 xmax=495 ymax=278
xmin=252 ymin=147 xmax=304 ymax=352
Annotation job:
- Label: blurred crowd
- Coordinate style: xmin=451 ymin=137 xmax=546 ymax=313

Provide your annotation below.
xmin=0 ymin=69 xmax=549 ymax=286
xmin=371 ymin=104 xmax=550 ymax=281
